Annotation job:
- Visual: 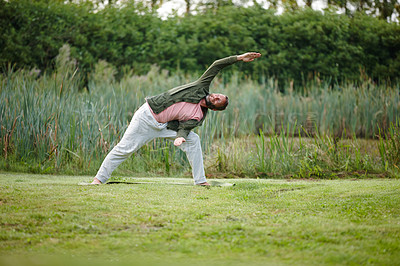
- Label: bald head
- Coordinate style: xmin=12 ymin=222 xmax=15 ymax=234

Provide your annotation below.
xmin=205 ymin=93 xmax=229 ymax=111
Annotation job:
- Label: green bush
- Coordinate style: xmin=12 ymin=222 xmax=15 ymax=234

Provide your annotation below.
xmin=1 ymin=1 xmax=399 ymax=87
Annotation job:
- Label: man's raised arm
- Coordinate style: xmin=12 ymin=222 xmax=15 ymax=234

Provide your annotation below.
xmin=197 ymin=52 xmax=261 ymax=87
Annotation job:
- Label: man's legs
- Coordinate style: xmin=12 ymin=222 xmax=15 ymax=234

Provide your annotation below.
xmin=94 ymin=103 xmax=166 ymax=184
xmin=93 ymin=103 xmax=208 ymax=185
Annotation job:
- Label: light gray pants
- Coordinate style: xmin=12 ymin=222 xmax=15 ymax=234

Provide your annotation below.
xmin=95 ymin=103 xmax=207 ymax=184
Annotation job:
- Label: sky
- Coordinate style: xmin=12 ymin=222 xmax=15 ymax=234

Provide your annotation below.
xmin=97 ymin=0 xmax=398 ymax=22
xmin=157 ymin=0 xmax=329 ymax=18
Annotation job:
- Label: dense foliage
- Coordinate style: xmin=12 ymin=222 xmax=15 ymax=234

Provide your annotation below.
xmin=1 ymin=0 xmax=400 ymax=87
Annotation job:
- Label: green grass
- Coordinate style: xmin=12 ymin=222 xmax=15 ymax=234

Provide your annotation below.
xmin=1 ymin=173 xmax=400 ymax=266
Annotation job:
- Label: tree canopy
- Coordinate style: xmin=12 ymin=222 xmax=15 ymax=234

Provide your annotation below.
xmin=1 ymin=0 xmax=399 ymax=87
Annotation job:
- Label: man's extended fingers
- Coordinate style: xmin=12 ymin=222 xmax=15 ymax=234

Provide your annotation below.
xmin=238 ymin=52 xmax=261 ymax=62
xmin=243 ymin=52 xmax=261 ymax=62
xmin=250 ymin=52 xmax=261 ymax=58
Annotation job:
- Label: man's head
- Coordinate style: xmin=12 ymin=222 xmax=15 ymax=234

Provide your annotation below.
xmin=205 ymin=93 xmax=229 ymax=111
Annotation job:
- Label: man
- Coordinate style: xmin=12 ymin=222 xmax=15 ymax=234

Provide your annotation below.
xmin=91 ymin=52 xmax=261 ymax=186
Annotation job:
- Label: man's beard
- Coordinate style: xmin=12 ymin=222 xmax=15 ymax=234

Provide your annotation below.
xmin=205 ymin=95 xmax=216 ymax=109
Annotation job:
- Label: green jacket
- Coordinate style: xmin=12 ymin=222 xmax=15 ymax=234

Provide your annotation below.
xmin=146 ymin=55 xmax=238 ymax=139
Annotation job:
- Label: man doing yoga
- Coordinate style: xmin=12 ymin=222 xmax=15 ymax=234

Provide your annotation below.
xmin=91 ymin=52 xmax=261 ymax=186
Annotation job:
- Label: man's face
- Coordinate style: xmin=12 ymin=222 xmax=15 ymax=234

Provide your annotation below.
xmin=205 ymin=93 xmax=228 ymax=111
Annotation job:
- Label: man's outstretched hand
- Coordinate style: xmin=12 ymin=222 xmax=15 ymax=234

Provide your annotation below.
xmin=237 ymin=52 xmax=262 ymax=62
xmin=174 ymin=137 xmax=186 ymax=146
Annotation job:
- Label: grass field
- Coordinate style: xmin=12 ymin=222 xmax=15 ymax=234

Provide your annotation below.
xmin=1 ymin=173 xmax=399 ymax=266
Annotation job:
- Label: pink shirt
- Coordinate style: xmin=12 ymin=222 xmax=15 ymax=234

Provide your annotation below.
xmin=148 ymin=101 xmax=204 ymax=123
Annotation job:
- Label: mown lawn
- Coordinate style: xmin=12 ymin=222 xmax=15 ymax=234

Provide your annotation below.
xmin=0 ymin=173 xmax=399 ymax=266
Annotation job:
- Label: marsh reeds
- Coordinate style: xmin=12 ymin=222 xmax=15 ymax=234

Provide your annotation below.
xmin=1 ymin=48 xmax=399 ymax=177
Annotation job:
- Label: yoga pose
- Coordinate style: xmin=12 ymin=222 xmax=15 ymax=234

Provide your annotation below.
xmin=91 ymin=52 xmax=261 ymax=186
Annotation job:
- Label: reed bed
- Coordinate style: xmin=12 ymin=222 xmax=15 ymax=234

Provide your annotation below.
xmin=1 ymin=47 xmax=399 ymax=177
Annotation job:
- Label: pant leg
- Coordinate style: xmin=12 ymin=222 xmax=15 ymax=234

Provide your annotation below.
xmin=157 ymin=130 xmax=207 ymax=185
xmin=95 ymin=103 xmax=166 ymax=183
xmin=178 ymin=132 xmax=207 ymax=185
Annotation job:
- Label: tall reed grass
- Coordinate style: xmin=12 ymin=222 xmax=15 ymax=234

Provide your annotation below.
xmin=1 ymin=46 xmax=399 ymax=177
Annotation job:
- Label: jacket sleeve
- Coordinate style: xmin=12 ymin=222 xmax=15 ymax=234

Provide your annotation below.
xmin=175 ymin=119 xmax=202 ymax=139
xmin=197 ymin=55 xmax=238 ymax=87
